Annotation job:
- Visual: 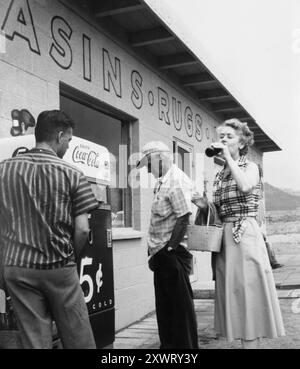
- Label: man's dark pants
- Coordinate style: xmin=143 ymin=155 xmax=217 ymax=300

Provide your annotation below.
xmin=150 ymin=245 xmax=198 ymax=349
xmin=4 ymin=265 xmax=96 ymax=349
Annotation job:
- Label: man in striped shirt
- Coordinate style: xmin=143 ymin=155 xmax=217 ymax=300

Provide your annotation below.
xmin=0 ymin=110 xmax=99 ymax=349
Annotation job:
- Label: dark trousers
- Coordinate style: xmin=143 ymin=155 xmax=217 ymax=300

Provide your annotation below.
xmin=150 ymin=245 xmax=198 ymax=349
xmin=4 ymin=265 xmax=96 ymax=349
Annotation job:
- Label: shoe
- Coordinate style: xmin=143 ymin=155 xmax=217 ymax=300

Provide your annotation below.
xmin=272 ymin=263 xmax=284 ymax=269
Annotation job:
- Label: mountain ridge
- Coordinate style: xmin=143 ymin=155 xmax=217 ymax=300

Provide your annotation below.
xmin=281 ymin=188 xmax=300 ymax=197
xmin=265 ymin=182 xmax=300 ymax=211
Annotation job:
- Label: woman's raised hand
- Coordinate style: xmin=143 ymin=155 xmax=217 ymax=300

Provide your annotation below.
xmin=191 ymin=192 xmax=208 ymax=209
xmin=211 ymin=142 xmax=231 ymax=161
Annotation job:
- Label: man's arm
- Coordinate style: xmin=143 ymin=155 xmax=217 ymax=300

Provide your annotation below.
xmin=74 ymin=213 xmax=90 ymax=258
xmin=167 ymin=213 xmax=190 ymax=251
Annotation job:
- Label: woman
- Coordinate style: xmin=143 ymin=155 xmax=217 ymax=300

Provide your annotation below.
xmin=198 ymin=119 xmax=285 ymax=348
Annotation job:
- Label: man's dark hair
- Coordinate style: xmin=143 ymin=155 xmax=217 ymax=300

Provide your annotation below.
xmin=35 ymin=110 xmax=75 ymax=143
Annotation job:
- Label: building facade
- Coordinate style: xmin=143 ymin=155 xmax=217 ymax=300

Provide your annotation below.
xmin=0 ymin=0 xmax=280 ymax=331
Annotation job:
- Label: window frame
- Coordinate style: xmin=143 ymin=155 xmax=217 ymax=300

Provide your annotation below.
xmin=59 ymin=82 xmax=134 ymax=230
xmin=172 ymin=137 xmax=194 ymax=180
xmin=172 ymin=137 xmax=198 ymax=282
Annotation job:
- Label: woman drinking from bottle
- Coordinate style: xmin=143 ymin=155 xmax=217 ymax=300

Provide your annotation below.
xmin=206 ymin=119 xmax=285 ymax=349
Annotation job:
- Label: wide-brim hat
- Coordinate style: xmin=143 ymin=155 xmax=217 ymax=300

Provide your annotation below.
xmin=136 ymin=141 xmax=171 ymax=168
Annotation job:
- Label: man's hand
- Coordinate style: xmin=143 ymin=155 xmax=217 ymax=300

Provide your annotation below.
xmin=167 ymin=213 xmax=190 ymax=251
xmin=74 ymin=213 xmax=90 ymax=259
xmin=211 ymin=142 xmax=231 ymax=161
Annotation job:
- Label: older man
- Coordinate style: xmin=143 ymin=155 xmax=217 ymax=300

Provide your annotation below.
xmin=137 ymin=141 xmax=198 ymax=349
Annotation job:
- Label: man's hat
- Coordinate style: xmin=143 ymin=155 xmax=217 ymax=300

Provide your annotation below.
xmin=136 ymin=141 xmax=171 ymax=168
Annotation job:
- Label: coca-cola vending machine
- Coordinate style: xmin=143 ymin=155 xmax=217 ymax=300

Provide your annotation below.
xmin=63 ymin=136 xmax=115 ymax=349
xmin=0 ymin=135 xmax=115 ymax=349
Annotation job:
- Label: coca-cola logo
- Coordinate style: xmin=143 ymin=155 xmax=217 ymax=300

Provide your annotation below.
xmin=72 ymin=145 xmax=100 ymax=169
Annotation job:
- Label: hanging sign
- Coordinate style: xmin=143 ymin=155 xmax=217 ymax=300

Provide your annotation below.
xmin=63 ymin=136 xmax=111 ymax=183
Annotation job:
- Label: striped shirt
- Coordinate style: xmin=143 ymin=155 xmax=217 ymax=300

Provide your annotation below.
xmin=147 ymin=164 xmax=193 ymax=256
xmin=0 ymin=148 xmax=99 ymax=269
xmin=213 ymin=155 xmax=261 ymax=243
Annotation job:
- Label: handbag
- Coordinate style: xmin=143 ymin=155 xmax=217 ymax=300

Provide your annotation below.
xmin=187 ymin=206 xmax=223 ymax=252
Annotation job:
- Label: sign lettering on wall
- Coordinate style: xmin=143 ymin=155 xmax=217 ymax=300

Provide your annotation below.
xmin=0 ymin=0 xmax=212 ymax=142
xmin=1 ymin=0 xmax=40 ymax=54
xmin=131 ymin=70 xmax=143 ymax=110
xmin=103 ymin=48 xmax=122 ymax=98
xmin=83 ymin=34 xmax=92 ymax=82
xmin=49 ymin=16 xmax=73 ymax=70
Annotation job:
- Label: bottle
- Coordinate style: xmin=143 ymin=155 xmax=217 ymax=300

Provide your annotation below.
xmin=205 ymin=147 xmax=222 ymax=157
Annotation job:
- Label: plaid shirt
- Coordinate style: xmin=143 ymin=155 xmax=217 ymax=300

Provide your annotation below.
xmin=147 ymin=164 xmax=193 ymax=256
xmin=213 ymin=155 xmax=261 ymax=243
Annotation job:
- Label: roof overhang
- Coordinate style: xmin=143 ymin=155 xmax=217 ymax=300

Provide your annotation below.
xmin=75 ymin=0 xmax=281 ymax=153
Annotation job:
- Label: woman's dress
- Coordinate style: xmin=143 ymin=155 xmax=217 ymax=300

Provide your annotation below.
xmin=213 ymin=156 xmax=285 ymax=341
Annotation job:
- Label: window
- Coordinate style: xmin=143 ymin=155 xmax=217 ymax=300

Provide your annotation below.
xmin=173 ymin=138 xmax=199 ymax=282
xmin=173 ymin=138 xmax=193 ymax=178
xmin=60 ymin=91 xmax=132 ymax=228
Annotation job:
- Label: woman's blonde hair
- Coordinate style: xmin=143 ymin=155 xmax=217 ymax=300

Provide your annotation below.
xmin=216 ymin=118 xmax=254 ymax=155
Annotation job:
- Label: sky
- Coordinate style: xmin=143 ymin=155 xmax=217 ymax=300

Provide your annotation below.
xmin=145 ymin=0 xmax=300 ymax=191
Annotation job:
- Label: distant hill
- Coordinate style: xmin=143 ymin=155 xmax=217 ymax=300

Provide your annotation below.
xmin=264 ymin=183 xmax=300 ymax=211
xmin=281 ymin=188 xmax=300 ymax=197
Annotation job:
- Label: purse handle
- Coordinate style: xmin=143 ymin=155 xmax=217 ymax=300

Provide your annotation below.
xmin=206 ymin=205 xmax=211 ymax=227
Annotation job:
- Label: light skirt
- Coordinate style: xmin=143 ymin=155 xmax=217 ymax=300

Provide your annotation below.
xmin=214 ymin=218 xmax=285 ymax=341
